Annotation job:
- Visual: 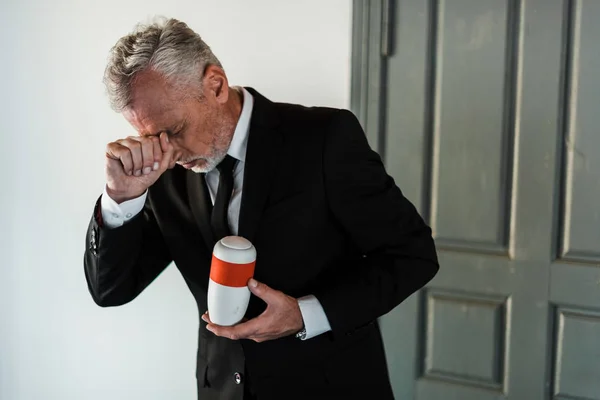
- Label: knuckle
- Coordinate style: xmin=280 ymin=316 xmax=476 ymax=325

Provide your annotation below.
xmin=122 ymin=139 xmax=141 ymax=154
xmin=106 ymin=142 xmax=122 ymax=153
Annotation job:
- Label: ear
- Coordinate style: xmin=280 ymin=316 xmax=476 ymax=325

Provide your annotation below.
xmin=202 ymin=65 xmax=229 ymax=105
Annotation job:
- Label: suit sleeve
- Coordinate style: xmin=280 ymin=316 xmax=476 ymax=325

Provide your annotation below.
xmin=314 ymin=109 xmax=439 ymax=336
xmin=83 ymin=195 xmax=172 ymax=307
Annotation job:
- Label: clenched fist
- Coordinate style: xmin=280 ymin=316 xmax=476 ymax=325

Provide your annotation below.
xmin=105 ymin=132 xmax=177 ymax=203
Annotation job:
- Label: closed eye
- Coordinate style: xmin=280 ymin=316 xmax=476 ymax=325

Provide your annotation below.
xmin=166 ymin=127 xmax=183 ymax=137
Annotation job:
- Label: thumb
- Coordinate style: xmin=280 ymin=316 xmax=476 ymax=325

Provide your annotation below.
xmin=248 ymin=279 xmax=277 ymax=303
xmin=159 ymin=132 xmax=176 ymax=170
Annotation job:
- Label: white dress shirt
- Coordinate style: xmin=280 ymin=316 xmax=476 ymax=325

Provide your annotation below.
xmin=100 ymin=87 xmax=331 ymax=340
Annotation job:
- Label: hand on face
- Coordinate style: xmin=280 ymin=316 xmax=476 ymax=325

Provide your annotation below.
xmin=202 ymin=279 xmax=305 ymax=343
xmin=105 ymin=132 xmax=177 ymax=203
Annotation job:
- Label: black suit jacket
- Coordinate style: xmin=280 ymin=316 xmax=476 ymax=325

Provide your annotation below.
xmin=84 ymin=88 xmax=439 ymax=400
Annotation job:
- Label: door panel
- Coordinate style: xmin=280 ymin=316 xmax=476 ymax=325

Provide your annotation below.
xmin=550 ymin=1 xmax=600 ymax=399
xmin=432 ymin=0 xmax=512 ymax=250
xmin=353 ymin=0 xmax=600 ymax=399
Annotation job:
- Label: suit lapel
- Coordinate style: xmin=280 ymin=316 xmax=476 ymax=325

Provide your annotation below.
xmin=187 ymin=171 xmax=215 ymax=251
xmin=238 ymin=88 xmax=282 ymax=242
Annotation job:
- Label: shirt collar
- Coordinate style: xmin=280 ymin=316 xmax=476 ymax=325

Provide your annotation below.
xmin=227 ymin=87 xmax=253 ymax=163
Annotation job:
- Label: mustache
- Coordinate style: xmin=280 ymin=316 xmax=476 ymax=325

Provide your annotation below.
xmin=177 ymin=156 xmax=203 ymax=164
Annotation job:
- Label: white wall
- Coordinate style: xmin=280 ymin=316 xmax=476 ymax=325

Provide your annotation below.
xmin=0 ymin=1 xmax=351 ymax=399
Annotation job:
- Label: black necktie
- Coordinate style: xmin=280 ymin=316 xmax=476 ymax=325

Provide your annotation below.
xmin=211 ymin=155 xmax=237 ymax=241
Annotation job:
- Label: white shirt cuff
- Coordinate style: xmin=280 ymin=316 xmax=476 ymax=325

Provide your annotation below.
xmin=100 ymin=186 xmax=148 ymax=228
xmin=297 ymin=295 xmax=332 ymax=340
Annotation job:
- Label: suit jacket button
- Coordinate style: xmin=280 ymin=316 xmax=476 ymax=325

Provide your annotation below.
xmin=234 ymin=372 xmax=243 ymax=384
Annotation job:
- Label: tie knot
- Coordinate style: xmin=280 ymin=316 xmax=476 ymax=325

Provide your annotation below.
xmin=216 ymin=155 xmax=237 ymax=175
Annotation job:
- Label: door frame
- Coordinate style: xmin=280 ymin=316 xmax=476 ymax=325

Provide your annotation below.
xmin=351 ymin=0 xmax=390 ymax=156
xmin=350 ymin=3 xmax=426 ymax=398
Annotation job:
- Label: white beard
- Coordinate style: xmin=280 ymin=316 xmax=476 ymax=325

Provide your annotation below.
xmin=187 ymin=151 xmax=227 ymax=174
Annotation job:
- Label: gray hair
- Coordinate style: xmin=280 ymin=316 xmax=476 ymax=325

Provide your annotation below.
xmin=103 ymin=17 xmax=222 ymax=112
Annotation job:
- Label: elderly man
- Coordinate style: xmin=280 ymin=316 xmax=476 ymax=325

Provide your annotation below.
xmin=84 ymin=17 xmax=439 ymax=400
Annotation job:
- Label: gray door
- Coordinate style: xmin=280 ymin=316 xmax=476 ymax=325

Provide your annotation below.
xmin=352 ymin=1 xmax=600 ymax=399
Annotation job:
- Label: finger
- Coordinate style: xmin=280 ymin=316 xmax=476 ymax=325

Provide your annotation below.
xmin=106 ymin=142 xmax=134 ymax=176
xmin=129 ymin=136 xmax=157 ymax=175
xmin=202 ymin=312 xmax=248 ymax=325
xmin=117 ymin=138 xmax=144 ymax=176
xmin=141 ymin=139 xmax=154 ymax=174
xmin=158 ymin=132 xmax=179 ymax=169
xmin=159 ymin=132 xmax=176 ymax=170
xmin=151 ymin=136 xmax=162 ymax=171
xmin=207 ymin=317 xmax=262 ymax=340
xmin=248 ymin=279 xmax=279 ymax=304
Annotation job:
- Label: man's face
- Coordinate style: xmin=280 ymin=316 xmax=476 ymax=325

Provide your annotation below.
xmin=123 ymin=68 xmax=235 ymax=173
